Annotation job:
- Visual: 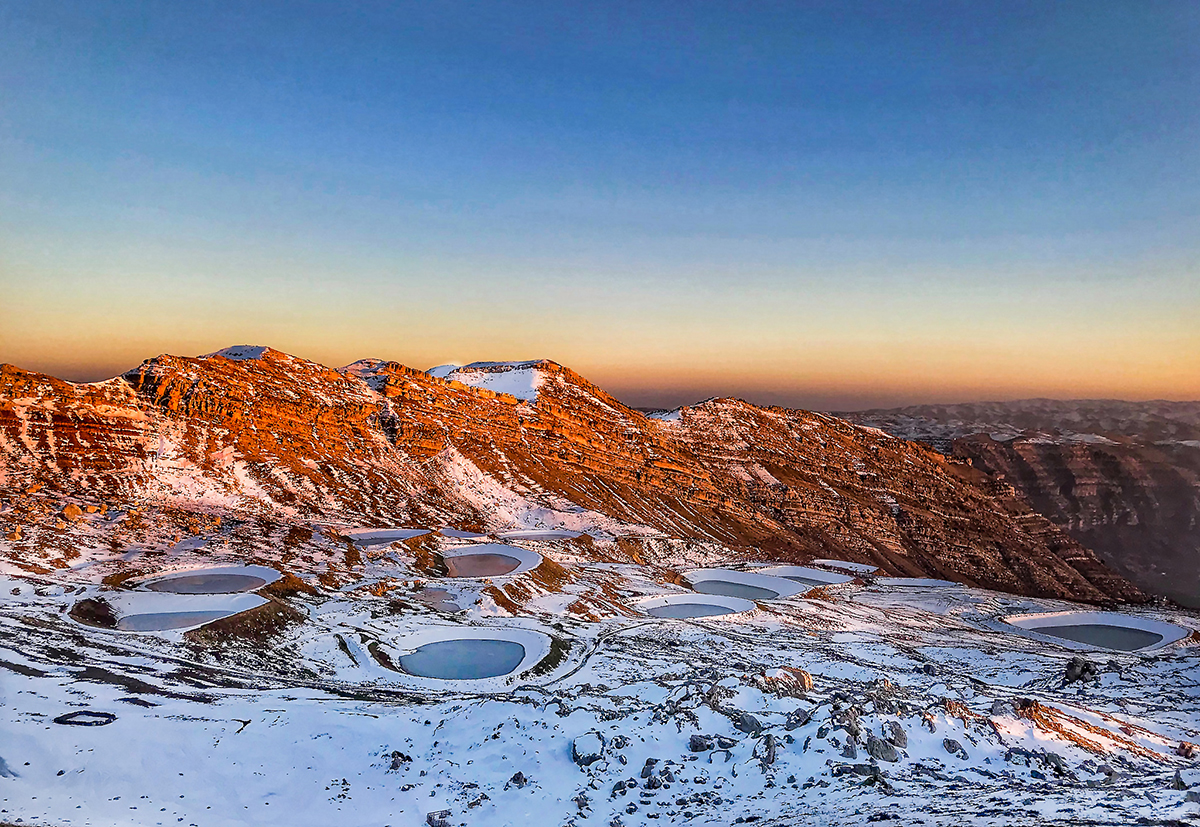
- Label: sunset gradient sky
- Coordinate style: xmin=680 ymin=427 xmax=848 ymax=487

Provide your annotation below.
xmin=1 ymin=1 xmax=1197 ymax=409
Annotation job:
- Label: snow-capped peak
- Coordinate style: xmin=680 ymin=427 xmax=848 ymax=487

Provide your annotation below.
xmin=202 ymin=345 xmax=272 ymax=362
xmin=426 ymin=361 xmax=551 ymax=402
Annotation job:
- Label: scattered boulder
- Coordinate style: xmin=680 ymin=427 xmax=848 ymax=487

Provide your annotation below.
xmin=785 ymin=708 xmax=812 ymax=731
xmin=883 ymin=721 xmax=907 ymax=749
xmin=733 ymin=712 xmax=763 ymax=735
xmin=507 ymin=771 xmax=528 ymax=789
xmin=866 ymin=735 xmax=899 ymax=763
xmin=754 ymin=733 xmax=778 ymax=765
xmin=715 ymin=735 xmax=738 ymax=749
xmin=1178 ymin=742 xmax=1197 ymax=760
xmin=388 ymin=751 xmax=412 ymax=771
xmin=1064 ymin=656 xmax=1098 ymax=684
xmin=689 ymin=734 xmax=714 ymax=752
xmin=942 ymin=738 xmax=968 ymax=760
xmin=572 ymin=731 xmax=606 ymax=767
xmin=61 ymin=503 xmax=84 ymax=523
xmin=1171 ymin=770 xmax=1187 ymax=790
xmin=640 ymin=758 xmax=659 ymax=778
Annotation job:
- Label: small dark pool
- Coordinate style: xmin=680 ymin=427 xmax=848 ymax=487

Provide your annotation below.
xmin=1035 ymin=624 xmax=1164 ymax=651
xmin=398 ymin=639 xmax=526 ymax=679
xmin=146 ymin=574 xmax=268 ymax=594
xmin=691 ymin=580 xmax=780 ymax=601
xmin=445 ymin=553 xmax=521 ymax=577
xmin=646 ymin=603 xmax=739 ymax=619
xmin=117 ymin=611 xmax=236 ymax=631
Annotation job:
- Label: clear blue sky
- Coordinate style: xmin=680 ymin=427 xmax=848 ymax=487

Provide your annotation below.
xmin=1 ymin=1 xmax=1197 ymax=408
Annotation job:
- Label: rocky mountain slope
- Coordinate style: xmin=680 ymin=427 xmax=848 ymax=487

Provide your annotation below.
xmin=840 ymin=400 xmax=1200 ymax=607
xmin=0 ymin=346 xmax=1143 ymax=604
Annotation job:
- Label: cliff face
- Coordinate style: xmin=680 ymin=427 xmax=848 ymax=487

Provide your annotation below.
xmin=0 ymin=348 xmax=1144 ymax=603
xmin=841 ymin=400 xmax=1200 ymax=607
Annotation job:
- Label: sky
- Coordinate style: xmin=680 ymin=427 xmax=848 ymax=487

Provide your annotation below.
xmin=1 ymin=1 xmax=1197 ymax=410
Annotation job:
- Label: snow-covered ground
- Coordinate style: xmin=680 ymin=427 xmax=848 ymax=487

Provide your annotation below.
xmin=1 ymin=563 xmax=1198 ymax=826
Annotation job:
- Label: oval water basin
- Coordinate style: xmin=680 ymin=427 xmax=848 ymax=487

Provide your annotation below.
xmin=146 ymin=573 xmax=268 ymax=594
xmin=398 ymin=639 xmax=527 ymax=680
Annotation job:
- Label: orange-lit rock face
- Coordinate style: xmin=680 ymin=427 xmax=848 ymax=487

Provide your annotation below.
xmin=0 ymin=348 xmax=1143 ymax=603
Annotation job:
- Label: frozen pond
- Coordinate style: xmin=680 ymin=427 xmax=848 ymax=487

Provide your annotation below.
xmin=1035 ymin=624 xmax=1164 ymax=651
xmin=755 ymin=565 xmax=854 ymax=587
xmin=445 ymin=553 xmax=521 ymax=577
xmin=646 ymin=602 xmax=744 ymax=619
xmin=347 ymin=528 xmax=430 ymax=546
xmin=683 ymin=569 xmax=806 ymax=601
xmin=1002 ymin=610 xmax=1190 ymax=652
xmin=691 ymin=580 xmax=781 ymax=600
xmin=138 ymin=565 xmax=281 ymax=594
xmin=636 ymin=593 xmax=757 ymax=619
xmin=398 ymin=639 xmax=527 ymax=680
xmin=146 ymin=573 xmax=267 ymax=593
xmin=117 ymin=611 xmax=241 ymax=631
xmin=440 ymin=543 xmax=542 ymax=578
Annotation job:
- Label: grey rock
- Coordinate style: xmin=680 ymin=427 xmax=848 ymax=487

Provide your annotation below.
xmin=640 ymin=758 xmax=659 ymax=778
xmin=715 ymin=735 xmax=738 ymax=749
xmin=785 ymin=708 xmax=812 ymax=731
xmin=942 ymin=738 xmax=968 ymax=760
xmin=734 ymin=712 xmax=763 ymax=735
xmin=1171 ymin=770 xmax=1187 ymax=790
xmin=1064 ymin=656 xmax=1098 ymax=684
xmin=689 ymin=734 xmax=714 ymax=752
xmin=884 ymin=721 xmax=907 ymax=749
xmin=841 ymin=741 xmax=858 ymax=759
xmin=867 ymin=735 xmax=900 ymax=763
xmin=755 ymin=733 xmax=778 ymax=765
xmin=507 ymin=771 xmax=528 ymax=789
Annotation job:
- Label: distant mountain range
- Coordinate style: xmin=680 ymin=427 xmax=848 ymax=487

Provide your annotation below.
xmin=841 ymin=400 xmax=1200 ymax=608
xmin=0 ymin=345 xmax=1151 ymax=606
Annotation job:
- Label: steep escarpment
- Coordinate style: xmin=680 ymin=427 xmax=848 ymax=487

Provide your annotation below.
xmin=842 ymin=400 xmax=1200 ymax=607
xmin=0 ymin=348 xmax=1145 ymax=603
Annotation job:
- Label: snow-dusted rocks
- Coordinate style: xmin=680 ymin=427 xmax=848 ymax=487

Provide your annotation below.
xmin=571 ymin=731 xmax=606 ymax=767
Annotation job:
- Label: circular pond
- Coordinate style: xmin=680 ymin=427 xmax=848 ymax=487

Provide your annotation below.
xmin=347 ymin=528 xmax=431 ymax=546
xmin=399 ymin=638 xmax=527 ymax=680
xmin=138 ymin=565 xmax=281 ymax=594
xmin=753 ymin=565 xmax=854 ymax=587
xmin=683 ymin=569 xmax=807 ymax=601
xmin=441 ymin=543 xmax=541 ymax=578
xmin=636 ymin=593 xmax=757 ymax=619
xmin=387 ymin=627 xmax=552 ymax=685
xmin=1002 ymin=611 xmax=1190 ymax=653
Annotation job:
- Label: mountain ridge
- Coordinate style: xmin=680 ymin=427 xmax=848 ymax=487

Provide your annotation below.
xmin=0 ymin=346 xmax=1145 ymax=604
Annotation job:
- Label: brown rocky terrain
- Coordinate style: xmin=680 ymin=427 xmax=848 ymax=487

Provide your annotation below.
xmin=0 ymin=346 xmax=1145 ymax=603
xmin=841 ymin=400 xmax=1200 ymax=607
